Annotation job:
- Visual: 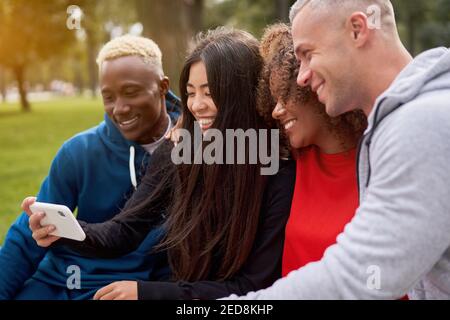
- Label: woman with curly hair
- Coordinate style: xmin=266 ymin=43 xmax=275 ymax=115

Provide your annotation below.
xmin=258 ymin=23 xmax=367 ymax=277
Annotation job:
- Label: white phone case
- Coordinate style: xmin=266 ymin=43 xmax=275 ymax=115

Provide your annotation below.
xmin=29 ymin=202 xmax=86 ymax=241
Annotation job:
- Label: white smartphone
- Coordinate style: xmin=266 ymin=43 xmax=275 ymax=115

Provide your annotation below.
xmin=29 ymin=202 xmax=86 ymax=241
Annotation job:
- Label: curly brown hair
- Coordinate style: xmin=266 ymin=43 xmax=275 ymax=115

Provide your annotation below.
xmin=258 ymin=23 xmax=367 ymax=153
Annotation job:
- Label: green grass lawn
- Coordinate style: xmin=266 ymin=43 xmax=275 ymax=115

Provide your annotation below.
xmin=0 ymin=97 xmax=104 ymax=243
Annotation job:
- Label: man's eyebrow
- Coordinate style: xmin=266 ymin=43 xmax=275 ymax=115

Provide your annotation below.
xmin=122 ymin=84 xmax=141 ymax=89
xmin=294 ymin=44 xmax=304 ymax=57
xmin=295 ymin=42 xmax=310 ymax=55
xmin=120 ymin=81 xmax=143 ymax=87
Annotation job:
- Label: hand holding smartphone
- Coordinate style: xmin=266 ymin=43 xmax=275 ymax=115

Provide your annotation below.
xmin=29 ymin=202 xmax=86 ymax=241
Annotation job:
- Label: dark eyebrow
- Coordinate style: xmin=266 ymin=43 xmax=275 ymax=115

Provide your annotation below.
xmin=187 ymin=83 xmax=209 ymax=89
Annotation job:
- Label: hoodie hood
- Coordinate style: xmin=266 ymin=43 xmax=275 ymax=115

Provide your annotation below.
xmin=367 ymin=47 xmax=450 ymax=133
xmin=357 ymin=47 xmax=450 ymax=195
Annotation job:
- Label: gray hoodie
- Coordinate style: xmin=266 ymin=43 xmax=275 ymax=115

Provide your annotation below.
xmin=224 ymin=47 xmax=450 ymax=300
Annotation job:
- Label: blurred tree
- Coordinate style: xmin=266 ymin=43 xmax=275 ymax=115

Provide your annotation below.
xmin=205 ymin=0 xmax=275 ymax=37
xmin=204 ymin=0 xmax=295 ymax=37
xmin=70 ymin=0 xmax=137 ymax=98
xmin=0 ymin=67 xmax=6 ymax=103
xmin=393 ymin=0 xmax=450 ymax=55
xmin=0 ymin=4 xmax=3 ymax=104
xmin=79 ymin=1 xmax=102 ymax=98
xmin=135 ymin=0 xmax=204 ymax=92
xmin=418 ymin=0 xmax=450 ymax=51
xmin=276 ymin=0 xmax=294 ymax=22
xmin=72 ymin=45 xmax=87 ymax=97
xmin=203 ymin=0 xmax=448 ymax=52
xmin=393 ymin=0 xmax=431 ymax=55
xmin=0 ymin=0 xmax=75 ymax=111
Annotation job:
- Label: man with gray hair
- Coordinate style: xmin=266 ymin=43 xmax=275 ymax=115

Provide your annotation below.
xmin=225 ymin=0 xmax=450 ymax=299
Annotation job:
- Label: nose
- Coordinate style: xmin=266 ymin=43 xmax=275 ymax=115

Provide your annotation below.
xmin=297 ymin=66 xmax=312 ymax=87
xmin=191 ymin=96 xmax=208 ymax=114
xmin=113 ymin=98 xmax=131 ymax=116
xmin=272 ymin=101 xmax=286 ymax=120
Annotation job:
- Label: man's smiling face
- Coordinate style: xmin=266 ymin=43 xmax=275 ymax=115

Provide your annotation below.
xmin=100 ymin=55 xmax=168 ymax=144
xmin=292 ymin=4 xmax=362 ymax=117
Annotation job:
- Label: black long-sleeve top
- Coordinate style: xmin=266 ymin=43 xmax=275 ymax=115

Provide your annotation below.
xmin=59 ymin=141 xmax=296 ymax=299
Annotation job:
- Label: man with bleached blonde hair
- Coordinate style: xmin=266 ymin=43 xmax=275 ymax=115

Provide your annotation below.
xmin=0 ymin=35 xmax=180 ymax=300
xmin=97 ymin=34 xmax=163 ymax=68
xmin=225 ymin=0 xmax=450 ymax=300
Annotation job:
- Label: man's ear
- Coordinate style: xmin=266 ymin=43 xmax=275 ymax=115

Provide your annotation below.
xmin=160 ymin=76 xmax=170 ymax=96
xmin=346 ymin=12 xmax=371 ymax=48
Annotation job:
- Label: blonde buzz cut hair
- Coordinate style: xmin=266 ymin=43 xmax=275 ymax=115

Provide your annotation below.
xmin=96 ymin=35 xmax=163 ymax=72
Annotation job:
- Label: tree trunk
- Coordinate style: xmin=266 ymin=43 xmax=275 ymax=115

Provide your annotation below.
xmin=135 ymin=0 xmax=203 ymax=95
xmin=86 ymin=28 xmax=98 ymax=99
xmin=186 ymin=0 xmax=204 ymax=34
xmin=276 ymin=0 xmax=291 ymax=22
xmin=14 ymin=65 xmax=30 ymax=112
xmin=0 ymin=67 xmax=6 ymax=103
xmin=73 ymin=55 xmax=85 ymax=97
xmin=408 ymin=14 xmax=416 ymax=55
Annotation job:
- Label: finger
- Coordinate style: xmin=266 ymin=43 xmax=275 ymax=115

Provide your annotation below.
xmin=22 ymin=197 xmax=37 ymax=216
xmin=172 ymin=130 xmax=180 ymax=143
xmin=94 ymin=283 xmax=116 ymax=300
xmin=28 ymin=212 xmax=46 ymax=231
xmin=166 ymin=126 xmax=177 ymax=140
xmin=99 ymin=291 xmax=119 ymax=300
xmin=174 ymin=114 xmax=183 ymax=129
xmin=32 ymin=225 xmax=55 ymax=241
xmin=37 ymin=235 xmax=60 ymax=248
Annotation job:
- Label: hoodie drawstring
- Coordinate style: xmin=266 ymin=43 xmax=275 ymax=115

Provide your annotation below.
xmin=129 ymin=146 xmax=137 ymax=190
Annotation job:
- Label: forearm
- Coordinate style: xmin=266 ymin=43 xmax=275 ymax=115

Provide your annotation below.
xmin=56 ymin=214 xmax=161 ymax=258
xmin=138 ymin=275 xmax=260 ymax=300
xmin=56 ymin=152 xmax=172 ymax=258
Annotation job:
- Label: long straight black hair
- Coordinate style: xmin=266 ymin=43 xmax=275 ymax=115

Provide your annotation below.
xmin=124 ymin=27 xmax=269 ymax=282
xmin=159 ymin=27 xmax=269 ymax=281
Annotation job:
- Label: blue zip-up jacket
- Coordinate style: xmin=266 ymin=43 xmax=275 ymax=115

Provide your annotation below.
xmin=0 ymin=91 xmax=180 ymax=300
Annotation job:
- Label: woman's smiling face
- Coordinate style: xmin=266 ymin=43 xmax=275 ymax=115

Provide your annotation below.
xmin=186 ymin=61 xmax=218 ymax=132
xmin=270 ymin=70 xmax=326 ymax=149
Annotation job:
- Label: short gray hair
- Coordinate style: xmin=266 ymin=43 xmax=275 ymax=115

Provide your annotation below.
xmin=289 ymin=0 xmax=310 ymax=23
xmin=289 ymin=0 xmax=394 ymax=26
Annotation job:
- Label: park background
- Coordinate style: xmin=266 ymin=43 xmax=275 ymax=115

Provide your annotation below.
xmin=1 ymin=0 xmax=450 ymax=242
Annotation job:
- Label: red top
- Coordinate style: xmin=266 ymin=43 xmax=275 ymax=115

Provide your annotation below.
xmin=282 ymin=146 xmax=358 ymax=276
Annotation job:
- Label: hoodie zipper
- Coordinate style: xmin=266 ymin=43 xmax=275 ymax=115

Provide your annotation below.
xmin=356 ymin=134 xmax=365 ymax=204
xmin=356 ymin=97 xmax=388 ymax=202
xmin=359 ymin=97 xmax=406 ymax=193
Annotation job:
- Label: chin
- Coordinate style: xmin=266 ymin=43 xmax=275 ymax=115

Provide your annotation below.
xmin=326 ymin=97 xmax=357 ymax=117
xmin=289 ymin=138 xmax=305 ymax=150
xmin=325 ymin=103 xmax=342 ymax=117
xmin=122 ymin=131 xmax=139 ymax=143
